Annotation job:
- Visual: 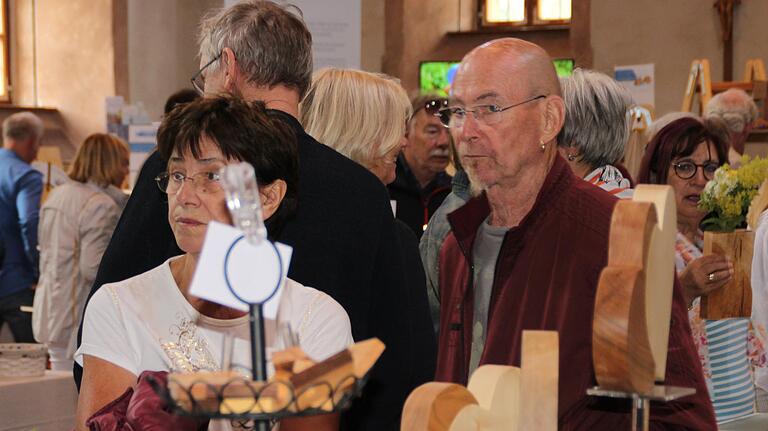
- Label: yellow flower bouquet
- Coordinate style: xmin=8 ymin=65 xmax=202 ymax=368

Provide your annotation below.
xmin=699 ymin=156 xmax=768 ymax=232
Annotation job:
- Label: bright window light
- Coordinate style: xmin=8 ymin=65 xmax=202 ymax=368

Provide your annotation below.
xmin=538 ymin=0 xmax=571 ymax=21
xmin=486 ymin=0 xmax=526 ymax=23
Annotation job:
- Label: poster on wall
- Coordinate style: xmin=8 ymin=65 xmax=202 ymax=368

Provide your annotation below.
xmin=614 ymin=63 xmax=655 ymax=109
xmin=224 ymin=0 xmax=361 ymax=70
xmin=127 ymin=123 xmax=159 ymax=189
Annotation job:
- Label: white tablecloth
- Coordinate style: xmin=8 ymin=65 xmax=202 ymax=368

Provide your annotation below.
xmin=0 ymin=371 xmax=77 ymax=431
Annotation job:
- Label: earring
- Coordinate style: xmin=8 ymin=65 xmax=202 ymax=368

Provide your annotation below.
xmin=567 ymin=153 xmax=577 ymax=161
xmin=540 ymin=140 xmax=546 ymax=152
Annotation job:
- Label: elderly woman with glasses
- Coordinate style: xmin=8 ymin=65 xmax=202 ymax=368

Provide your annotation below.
xmin=638 ymin=117 xmax=732 ymax=304
xmin=75 ymin=97 xmax=352 ymax=431
xmin=638 ymin=117 xmax=762 ymax=421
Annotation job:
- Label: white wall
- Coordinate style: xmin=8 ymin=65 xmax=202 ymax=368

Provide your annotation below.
xmin=127 ymin=0 xmax=222 ymax=121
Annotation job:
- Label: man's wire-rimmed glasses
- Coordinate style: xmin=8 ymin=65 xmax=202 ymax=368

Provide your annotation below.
xmin=436 ymin=94 xmax=547 ymax=128
xmin=190 ymin=53 xmax=222 ymax=95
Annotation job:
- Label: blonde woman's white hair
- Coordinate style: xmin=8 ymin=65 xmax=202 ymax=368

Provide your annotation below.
xmin=299 ymin=68 xmax=412 ymax=169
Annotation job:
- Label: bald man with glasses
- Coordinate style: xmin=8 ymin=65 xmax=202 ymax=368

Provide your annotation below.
xmin=434 ymin=38 xmax=716 ymax=429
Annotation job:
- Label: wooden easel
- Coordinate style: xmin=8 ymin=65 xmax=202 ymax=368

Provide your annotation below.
xmin=681 ymin=59 xmax=714 ymax=114
xmin=682 ymin=58 xmax=767 ymax=119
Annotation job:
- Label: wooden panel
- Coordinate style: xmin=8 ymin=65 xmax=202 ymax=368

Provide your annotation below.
xmin=520 ymin=330 xmax=558 ymax=431
xmin=701 ymin=230 xmax=755 ymax=319
xmin=632 ymin=185 xmax=676 ymax=381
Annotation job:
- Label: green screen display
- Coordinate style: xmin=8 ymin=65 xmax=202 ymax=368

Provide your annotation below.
xmin=419 ymin=58 xmax=575 ymax=96
xmin=553 ymin=58 xmax=575 ymax=77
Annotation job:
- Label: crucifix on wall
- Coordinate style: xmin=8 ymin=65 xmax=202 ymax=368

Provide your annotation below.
xmin=714 ymin=0 xmax=740 ymax=81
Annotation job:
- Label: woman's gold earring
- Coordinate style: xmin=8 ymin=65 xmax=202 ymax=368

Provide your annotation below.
xmin=540 ymin=140 xmax=546 ymax=152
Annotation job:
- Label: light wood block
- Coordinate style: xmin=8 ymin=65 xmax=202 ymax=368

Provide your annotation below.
xmin=632 ymin=185 xmax=676 ymax=382
xmin=520 ymin=330 xmax=558 ymax=431
xmin=701 ymin=230 xmax=754 ymax=319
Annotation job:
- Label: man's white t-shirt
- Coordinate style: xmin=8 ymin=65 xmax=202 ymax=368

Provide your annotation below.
xmin=75 ymin=257 xmax=354 ymax=377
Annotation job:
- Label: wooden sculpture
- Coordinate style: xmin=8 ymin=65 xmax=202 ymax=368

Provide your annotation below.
xmin=401 ymin=330 xmax=558 ymax=431
xmin=593 ymin=185 xmax=676 ymax=393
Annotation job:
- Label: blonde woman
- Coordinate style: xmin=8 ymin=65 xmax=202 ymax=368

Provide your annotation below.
xmin=300 ymin=67 xmax=437 ymax=390
xmin=33 ymin=133 xmax=129 ymax=370
xmin=300 ymin=68 xmax=410 ymax=185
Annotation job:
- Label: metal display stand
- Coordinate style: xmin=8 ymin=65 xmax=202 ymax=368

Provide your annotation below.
xmin=222 ymin=235 xmax=283 ymax=431
xmin=587 ymin=385 xmax=696 ymax=431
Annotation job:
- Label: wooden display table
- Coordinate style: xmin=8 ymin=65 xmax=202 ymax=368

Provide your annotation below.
xmin=0 ymin=371 xmax=77 ymax=431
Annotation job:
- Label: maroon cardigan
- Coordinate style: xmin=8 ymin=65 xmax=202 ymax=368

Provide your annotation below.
xmin=436 ymin=155 xmax=716 ymax=430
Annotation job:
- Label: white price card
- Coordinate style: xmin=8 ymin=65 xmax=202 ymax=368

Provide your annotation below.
xmin=189 ymin=221 xmax=292 ymax=318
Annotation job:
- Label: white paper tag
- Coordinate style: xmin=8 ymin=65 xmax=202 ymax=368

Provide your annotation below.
xmin=189 ymin=221 xmax=292 ymax=318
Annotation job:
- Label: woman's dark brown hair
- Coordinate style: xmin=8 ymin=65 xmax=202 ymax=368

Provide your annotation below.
xmin=156 ymin=96 xmax=298 ymax=239
xmin=637 ymin=117 xmax=729 ymax=185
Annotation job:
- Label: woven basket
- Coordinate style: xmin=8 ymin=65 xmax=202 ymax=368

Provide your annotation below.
xmin=0 ymin=343 xmax=47 ymax=377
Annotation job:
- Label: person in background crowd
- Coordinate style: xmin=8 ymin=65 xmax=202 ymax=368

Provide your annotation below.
xmin=637 ymin=117 xmax=732 ymax=307
xmin=388 ymin=94 xmax=453 ymax=238
xmin=300 ymin=67 xmax=436 ymax=389
xmin=705 ymin=88 xmax=758 ymax=166
xmin=435 ymin=37 xmax=716 ymax=428
xmin=33 ymin=133 xmax=129 ymax=371
xmin=77 ymin=2 xmax=416 ymax=429
xmin=163 ymin=89 xmax=200 ymax=116
xmin=419 ymin=141 xmax=469 ymax=333
xmin=0 ymin=112 xmax=44 ymax=343
xmin=557 ymin=68 xmax=634 ymax=198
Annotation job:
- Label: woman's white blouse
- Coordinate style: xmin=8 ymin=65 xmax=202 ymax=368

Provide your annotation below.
xmin=75 ymin=257 xmax=354 ymax=377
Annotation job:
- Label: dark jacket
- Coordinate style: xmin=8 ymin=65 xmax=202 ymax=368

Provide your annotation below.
xmin=76 ymin=110 xmax=427 ymax=430
xmin=436 ymin=155 xmax=716 ymax=429
xmin=387 ymin=155 xmax=451 ymax=240
xmin=395 ymin=219 xmax=437 ymax=389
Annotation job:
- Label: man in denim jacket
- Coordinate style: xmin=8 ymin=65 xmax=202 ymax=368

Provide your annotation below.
xmin=0 ymin=112 xmax=43 ymax=342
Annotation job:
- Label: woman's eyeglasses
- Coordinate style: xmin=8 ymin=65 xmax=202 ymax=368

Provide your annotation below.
xmin=155 ymin=171 xmax=223 ymax=194
xmin=672 ymin=161 xmax=719 ymax=180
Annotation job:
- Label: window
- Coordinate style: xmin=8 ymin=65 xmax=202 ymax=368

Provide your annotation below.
xmin=0 ymin=0 xmax=8 ymax=102
xmin=480 ymin=0 xmax=571 ymax=28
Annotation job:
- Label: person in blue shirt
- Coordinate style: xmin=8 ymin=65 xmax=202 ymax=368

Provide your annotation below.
xmin=0 ymin=111 xmax=43 ymax=342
